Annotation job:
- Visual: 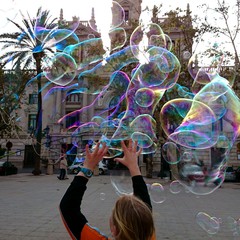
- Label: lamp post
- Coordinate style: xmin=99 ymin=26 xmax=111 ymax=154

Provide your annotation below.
xmin=45 ymin=126 xmax=50 ymax=147
xmin=44 ymin=126 xmax=53 ymax=175
xmin=158 ymin=137 xmax=166 ymax=179
xmin=5 ymin=141 xmax=13 ymax=176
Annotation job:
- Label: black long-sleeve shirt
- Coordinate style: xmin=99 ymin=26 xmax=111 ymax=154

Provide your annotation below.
xmin=59 ymin=175 xmax=152 ymax=240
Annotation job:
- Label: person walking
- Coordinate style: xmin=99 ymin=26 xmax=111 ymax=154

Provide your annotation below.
xmin=57 ymin=154 xmax=68 ymax=180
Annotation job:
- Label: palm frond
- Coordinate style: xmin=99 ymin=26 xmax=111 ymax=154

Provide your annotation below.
xmin=24 ymin=57 xmax=35 ymax=69
xmin=0 ymin=32 xmax=20 ymax=40
xmin=6 ymin=18 xmax=26 ymax=34
xmin=0 ymin=42 xmax=19 ymax=49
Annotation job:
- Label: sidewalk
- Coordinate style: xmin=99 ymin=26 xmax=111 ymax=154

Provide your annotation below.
xmin=0 ymin=173 xmax=240 ymax=240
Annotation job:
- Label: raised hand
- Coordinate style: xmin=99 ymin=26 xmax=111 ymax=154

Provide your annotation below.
xmin=115 ymin=139 xmax=142 ymax=176
xmin=83 ymin=142 xmax=108 ymax=172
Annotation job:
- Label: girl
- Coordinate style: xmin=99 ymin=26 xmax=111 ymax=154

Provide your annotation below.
xmin=60 ymin=140 xmax=155 ymax=240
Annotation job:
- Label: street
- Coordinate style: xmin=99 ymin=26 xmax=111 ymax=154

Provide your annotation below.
xmin=0 ymin=173 xmax=240 ymax=240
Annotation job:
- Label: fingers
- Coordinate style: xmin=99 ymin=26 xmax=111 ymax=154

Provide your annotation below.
xmin=86 ymin=142 xmax=103 ymax=156
xmin=133 ymin=140 xmax=138 ymax=151
xmin=99 ymin=142 xmax=108 ymax=156
xmin=91 ymin=142 xmax=109 ymax=159
xmin=121 ymin=139 xmax=139 ymax=153
xmin=121 ymin=140 xmax=128 ymax=152
xmin=128 ymin=139 xmax=133 ymax=149
xmin=136 ymin=147 xmax=142 ymax=156
xmin=94 ymin=142 xmax=100 ymax=152
xmin=85 ymin=144 xmax=90 ymax=155
xmin=114 ymin=157 xmax=122 ymax=163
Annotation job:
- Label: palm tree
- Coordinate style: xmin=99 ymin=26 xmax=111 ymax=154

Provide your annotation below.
xmin=0 ymin=8 xmax=58 ymax=175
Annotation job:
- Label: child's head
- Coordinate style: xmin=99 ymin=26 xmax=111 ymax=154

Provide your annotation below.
xmin=110 ymin=194 xmax=155 ymax=240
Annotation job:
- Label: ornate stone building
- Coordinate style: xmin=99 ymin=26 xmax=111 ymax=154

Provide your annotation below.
xmin=0 ymin=0 xmax=144 ymax=170
xmin=1 ymin=0 xmax=239 ymax=176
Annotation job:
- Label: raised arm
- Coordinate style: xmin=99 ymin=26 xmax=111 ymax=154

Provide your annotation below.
xmin=115 ymin=140 xmax=152 ymax=210
xmin=59 ymin=142 xmax=108 ymax=240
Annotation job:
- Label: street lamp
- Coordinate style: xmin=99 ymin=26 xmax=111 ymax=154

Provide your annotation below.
xmin=45 ymin=125 xmax=51 ymax=148
xmin=5 ymin=141 xmax=13 ymax=176
xmin=45 ymin=125 xmax=50 ymax=135
xmin=44 ymin=126 xmax=53 ymax=175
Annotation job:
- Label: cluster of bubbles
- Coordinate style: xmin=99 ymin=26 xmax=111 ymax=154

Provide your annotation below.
xmin=161 ymin=66 xmax=240 ymax=195
xmin=42 ymin=2 xmax=240 ymax=197
xmin=227 ymin=216 xmax=240 ymax=237
xmin=55 ymin=22 xmax=181 ymax=157
xmin=1 ymin=0 xmax=240 ymax=208
xmin=195 ymin=213 xmax=240 ymax=237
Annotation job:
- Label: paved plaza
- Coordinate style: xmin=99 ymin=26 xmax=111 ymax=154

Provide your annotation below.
xmin=0 ymin=172 xmax=240 ymax=240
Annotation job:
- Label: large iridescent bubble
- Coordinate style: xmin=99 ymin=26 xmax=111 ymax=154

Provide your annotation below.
xmin=43 ymin=52 xmax=77 ymax=86
xmin=160 ymin=71 xmax=240 ymax=195
xmin=130 ymin=23 xmax=166 ymax=63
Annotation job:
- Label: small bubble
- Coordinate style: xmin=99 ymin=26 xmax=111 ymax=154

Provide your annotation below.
xmin=196 ymin=212 xmax=220 ymax=235
xmin=149 ymin=183 xmax=166 ymax=204
xmin=169 ymin=180 xmax=182 ymax=194
xmin=100 ymin=193 xmax=105 ymax=200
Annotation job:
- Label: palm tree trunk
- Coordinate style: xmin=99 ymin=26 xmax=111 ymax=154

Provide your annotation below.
xmin=32 ymin=56 xmax=42 ymax=175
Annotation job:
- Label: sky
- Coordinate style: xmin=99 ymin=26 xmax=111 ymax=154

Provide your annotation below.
xmin=0 ymin=0 xmax=238 ymax=66
xmin=0 ymin=0 xmax=208 ymax=29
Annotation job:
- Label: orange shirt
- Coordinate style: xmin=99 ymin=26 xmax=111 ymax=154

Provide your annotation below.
xmin=81 ymin=223 xmax=156 ymax=240
xmin=81 ymin=224 xmax=109 ymax=239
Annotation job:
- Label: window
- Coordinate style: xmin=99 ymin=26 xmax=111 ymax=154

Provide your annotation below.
xmin=28 ymin=114 xmax=37 ymax=131
xmin=66 ymin=111 xmax=79 ymax=128
xmin=66 ymin=91 xmax=81 ymax=103
xmin=29 ymin=94 xmax=38 ymax=104
xmin=124 ymin=10 xmax=129 ymax=21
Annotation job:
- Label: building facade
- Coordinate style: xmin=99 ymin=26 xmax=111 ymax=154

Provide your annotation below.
xmin=1 ymin=0 xmax=239 ymax=176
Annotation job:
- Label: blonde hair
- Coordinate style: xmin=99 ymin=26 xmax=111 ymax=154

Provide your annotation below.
xmin=111 ymin=195 xmax=155 ymax=240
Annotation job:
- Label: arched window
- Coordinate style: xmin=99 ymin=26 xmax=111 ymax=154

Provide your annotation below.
xmin=66 ymin=90 xmax=81 ymax=103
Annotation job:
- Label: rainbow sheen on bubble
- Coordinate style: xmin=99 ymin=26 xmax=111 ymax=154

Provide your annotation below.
xmin=196 ymin=212 xmax=220 ymax=235
xmin=110 ymin=169 xmax=133 ymax=196
xmin=43 ymin=52 xmax=77 ymax=86
xmin=149 ymin=183 xmax=166 ymax=204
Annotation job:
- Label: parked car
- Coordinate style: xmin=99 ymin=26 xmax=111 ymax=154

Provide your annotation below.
xmin=98 ymin=161 xmax=108 ymax=175
xmin=0 ymin=161 xmax=18 ymax=176
xmin=224 ymin=166 xmax=236 ymax=182
xmin=68 ymin=160 xmax=108 ymax=175
xmin=180 ymin=164 xmax=205 ymax=183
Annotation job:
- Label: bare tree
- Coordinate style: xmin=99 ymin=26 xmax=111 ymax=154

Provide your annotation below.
xmin=197 ymin=0 xmax=240 ymax=80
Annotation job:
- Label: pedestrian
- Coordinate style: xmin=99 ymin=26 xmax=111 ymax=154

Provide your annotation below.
xmin=57 ymin=153 xmax=68 ymax=180
xmin=59 ymin=139 xmax=156 ymax=240
xmin=64 ymin=169 xmax=69 ymax=180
